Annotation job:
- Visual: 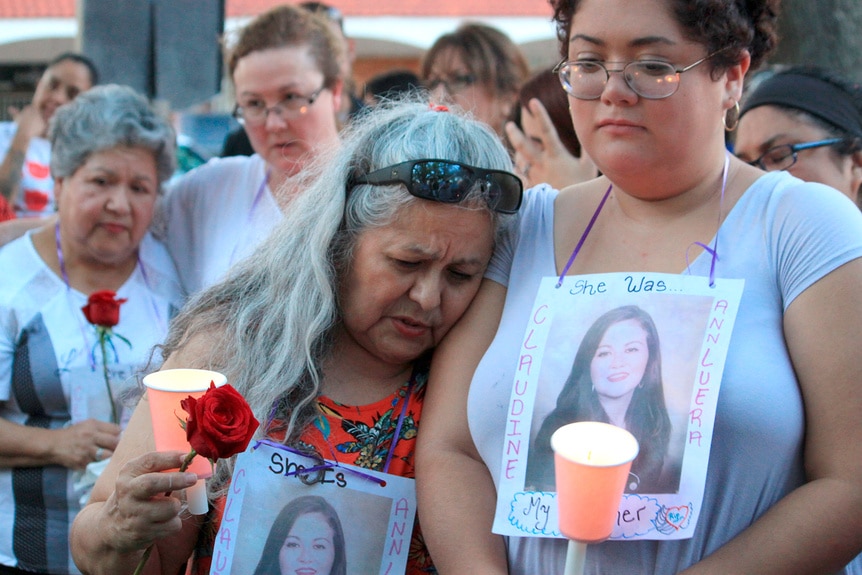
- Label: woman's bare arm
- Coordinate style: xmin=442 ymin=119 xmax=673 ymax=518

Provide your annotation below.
xmin=70 ymin=333 xmax=217 ymax=575
xmin=682 ymin=259 xmax=862 ymax=574
xmin=416 ymin=279 xmax=510 ymax=574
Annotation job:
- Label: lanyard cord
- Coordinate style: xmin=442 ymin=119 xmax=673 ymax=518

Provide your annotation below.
xmin=556 ymin=153 xmax=730 ymax=288
xmin=556 ymin=183 xmax=613 ymax=288
xmin=263 ymin=367 xmax=419 ymax=476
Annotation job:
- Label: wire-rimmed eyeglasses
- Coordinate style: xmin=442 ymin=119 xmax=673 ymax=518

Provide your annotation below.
xmin=746 ymin=138 xmax=846 ymax=171
xmin=425 ymin=73 xmax=477 ymax=95
xmin=232 ymin=85 xmax=326 ymax=126
xmin=554 ymin=50 xmax=723 ymax=100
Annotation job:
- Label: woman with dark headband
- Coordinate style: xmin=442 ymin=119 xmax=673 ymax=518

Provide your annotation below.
xmin=69 ymin=99 xmax=521 ymax=575
xmin=735 ymin=65 xmax=862 ymax=204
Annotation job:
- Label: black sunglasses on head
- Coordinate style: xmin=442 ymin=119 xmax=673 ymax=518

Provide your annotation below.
xmin=348 ymin=159 xmax=523 ymax=214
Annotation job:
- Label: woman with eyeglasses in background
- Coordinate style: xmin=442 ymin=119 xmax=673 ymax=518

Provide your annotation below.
xmin=422 ymin=23 xmax=530 ymax=138
xmin=734 ymin=65 xmax=862 ymax=206
xmin=156 ymin=4 xmax=343 ymax=296
xmin=417 ymin=0 xmax=862 ymax=573
xmin=69 ymin=99 xmax=522 ymax=575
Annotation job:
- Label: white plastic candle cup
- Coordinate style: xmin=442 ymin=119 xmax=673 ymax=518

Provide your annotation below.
xmin=142 ymin=369 xmax=227 ymax=514
xmin=551 ymin=421 xmax=639 ymax=543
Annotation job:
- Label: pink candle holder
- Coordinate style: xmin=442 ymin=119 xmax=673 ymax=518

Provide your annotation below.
xmin=142 ymin=368 xmax=227 ymax=514
xmin=551 ymin=421 xmax=639 ymax=574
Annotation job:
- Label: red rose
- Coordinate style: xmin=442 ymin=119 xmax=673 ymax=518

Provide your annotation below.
xmin=181 ymin=382 xmax=259 ymax=461
xmin=82 ymin=290 xmax=128 ymax=328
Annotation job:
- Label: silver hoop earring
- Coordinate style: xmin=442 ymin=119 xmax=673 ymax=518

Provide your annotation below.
xmin=723 ymin=101 xmax=740 ymax=132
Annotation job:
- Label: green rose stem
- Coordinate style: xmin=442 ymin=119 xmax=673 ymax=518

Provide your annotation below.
xmin=132 ymin=449 xmax=198 ymax=575
xmin=97 ymin=328 xmax=119 ymax=425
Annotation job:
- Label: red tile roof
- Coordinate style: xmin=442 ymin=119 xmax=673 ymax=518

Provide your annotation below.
xmin=0 ymin=0 xmax=553 ymax=18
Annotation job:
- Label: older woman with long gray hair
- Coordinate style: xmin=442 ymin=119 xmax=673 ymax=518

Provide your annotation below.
xmin=70 ymin=98 xmax=522 ymax=575
xmin=0 ymin=84 xmax=182 ymax=575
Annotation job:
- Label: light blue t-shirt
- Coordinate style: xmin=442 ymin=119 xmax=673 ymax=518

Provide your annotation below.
xmin=473 ymin=172 xmax=862 ymax=574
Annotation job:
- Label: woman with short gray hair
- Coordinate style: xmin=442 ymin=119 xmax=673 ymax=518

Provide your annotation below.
xmin=50 ymin=85 xmax=176 ymax=186
xmin=0 ymin=83 xmax=182 ymax=575
xmin=70 ymin=98 xmax=522 ymax=575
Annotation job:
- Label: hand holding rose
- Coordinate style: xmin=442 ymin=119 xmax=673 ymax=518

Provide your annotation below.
xmin=132 ymin=381 xmax=259 ymax=575
xmin=102 ymin=451 xmax=199 ymax=553
xmin=180 ymin=382 xmax=259 ymax=462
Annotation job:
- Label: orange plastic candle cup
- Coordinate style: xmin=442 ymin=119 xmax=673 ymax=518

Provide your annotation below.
xmin=142 ymin=368 xmax=228 ymax=477
xmin=551 ymin=421 xmax=639 ymax=543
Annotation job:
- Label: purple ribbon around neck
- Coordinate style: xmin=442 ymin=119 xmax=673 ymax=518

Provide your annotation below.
xmin=252 ymin=439 xmax=388 ymax=486
xmin=557 ymin=151 xmax=729 ymax=288
xmin=556 ymin=183 xmax=613 ymax=288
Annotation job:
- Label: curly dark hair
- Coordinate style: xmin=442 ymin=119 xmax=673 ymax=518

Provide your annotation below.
xmin=549 ymin=0 xmax=782 ymax=73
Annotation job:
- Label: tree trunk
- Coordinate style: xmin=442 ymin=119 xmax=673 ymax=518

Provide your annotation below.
xmin=767 ymin=0 xmax=862 ymax=80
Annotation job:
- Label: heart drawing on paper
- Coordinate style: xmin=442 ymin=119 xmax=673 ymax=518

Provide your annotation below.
xmin=664 ymin=505 xmax=690 ymax=530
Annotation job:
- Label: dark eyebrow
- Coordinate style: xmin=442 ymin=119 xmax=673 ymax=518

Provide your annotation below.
xmin=569 ymin=34 xmax=677 ymax=49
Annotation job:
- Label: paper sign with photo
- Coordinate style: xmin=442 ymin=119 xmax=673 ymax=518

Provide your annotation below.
xmin=492 ymin=273 xmax=743 ymax=541
xmin=210 ymin=440 xmax=416 ymax=575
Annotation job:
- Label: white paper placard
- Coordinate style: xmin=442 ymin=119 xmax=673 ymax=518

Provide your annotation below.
xmin=492 ymin=273 xmax=743 ymax=541
xmin=210 ymin=440 xmax=417 ymax=575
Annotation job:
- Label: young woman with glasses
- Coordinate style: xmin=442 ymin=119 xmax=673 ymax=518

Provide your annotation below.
xmin=158 ymin=4 xmax=343 ymax=295
xmin=68 ymin=99 xmax=522 ymax=575
xmin=417 ymin=1 xmax=862 ymax=573
xmin=734 ymin=65 xmax=862 ymax=205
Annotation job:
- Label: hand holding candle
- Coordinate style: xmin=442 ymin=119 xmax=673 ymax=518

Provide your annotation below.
xmin=143 ymin=368 xmax=259 ymax=515
xmin=143 ymin=369 xmax=228 ymax=479
xmin=136 ymin=369 xmax=259 ymax=575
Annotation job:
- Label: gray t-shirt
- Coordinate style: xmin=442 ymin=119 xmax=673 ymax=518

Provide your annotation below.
xmin=473 ymin=173 xmax=862 ymax=574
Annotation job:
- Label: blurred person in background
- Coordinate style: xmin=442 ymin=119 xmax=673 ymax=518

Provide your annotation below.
xmin=422 ymin=23 xmax=530 ymax=138
xmin=734 ymin=65 xmax=862 ymax=206
xmin=506 ymin=67 xmax=597 ymax=189
xmin=160 ymin=4 xmax=343 ymax=295
xmin=0 ymin=53 xmax=98 ymax=220
xmin=221 ymin=1 xmax=361 ymax=158
xmin=363 ymin=69 xmax=421 ymax=107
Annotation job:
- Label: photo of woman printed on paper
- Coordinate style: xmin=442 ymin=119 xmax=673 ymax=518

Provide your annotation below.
xmin=526 ymin=304 xmax=696 ymax=494
xmin=227 ymin=478 xmax=393 ymax=575
xmin=252 ymin=495 xmax=347 ymax=575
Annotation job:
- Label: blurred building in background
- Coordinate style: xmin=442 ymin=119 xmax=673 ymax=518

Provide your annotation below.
xmin=0 ymin=0 xmax=558 ymax=159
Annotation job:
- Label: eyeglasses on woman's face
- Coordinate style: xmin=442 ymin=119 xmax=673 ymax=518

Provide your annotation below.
xmin=233 ymin=85 xmax=326 ymax=126
xmin=425 ymin=73 xmax=477 ymax=95
xmin=348 ymin=159 xmax=523 ymax=214
xmin=554 ymin=50 xmax=722 ymax=100
xmin=745 ymin=138 xmax=846 ymax=171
